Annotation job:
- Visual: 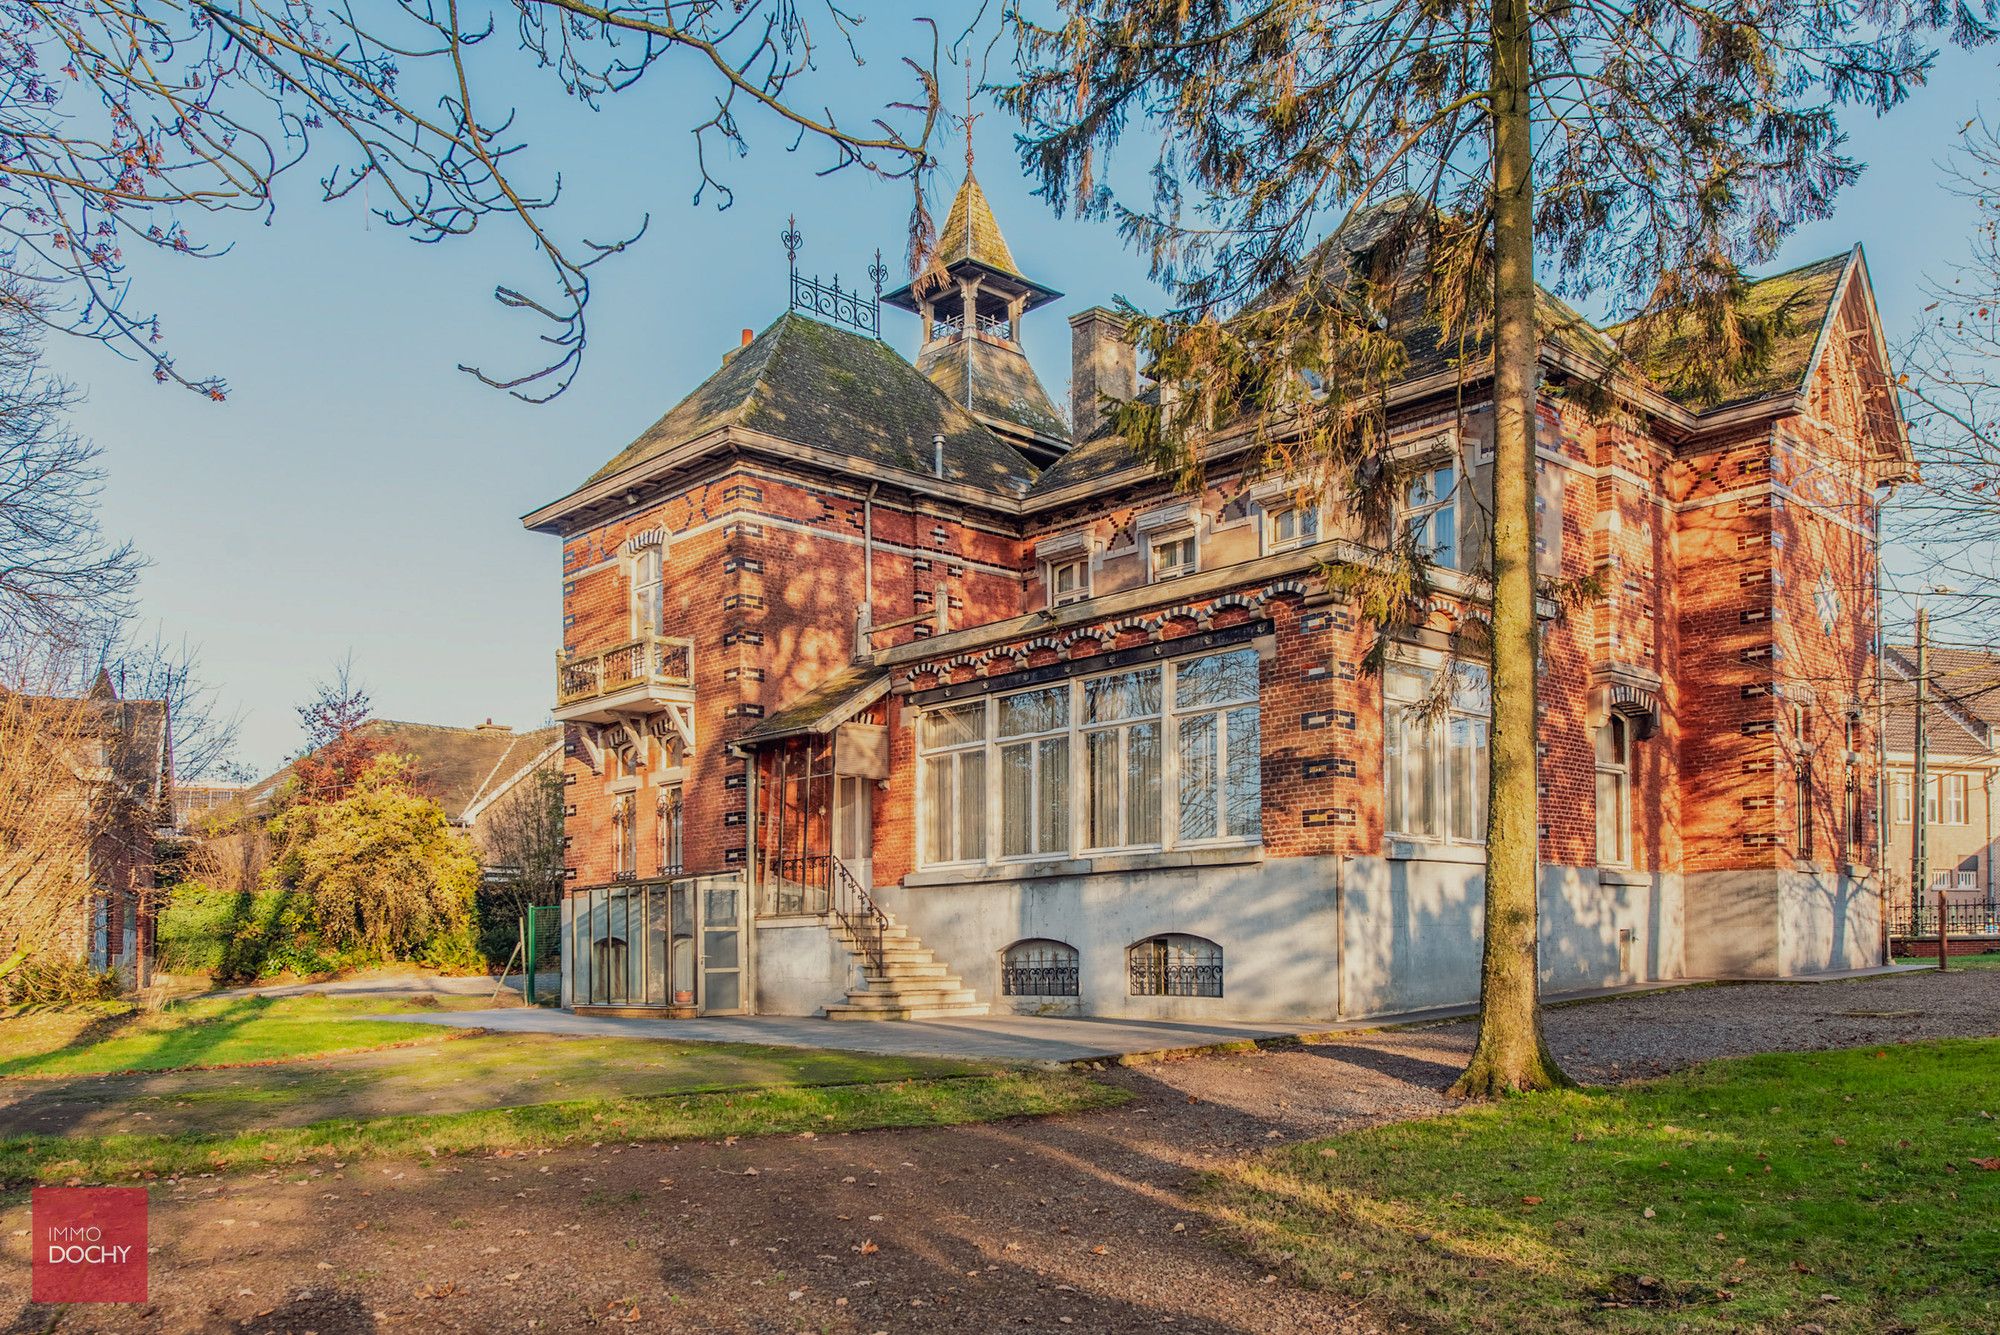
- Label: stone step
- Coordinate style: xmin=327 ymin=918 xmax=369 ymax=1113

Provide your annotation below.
xmin=836 ymin=984 xmax=980 ymax=1008
xmin=862 ymin=961 xmax=952 ymax=981
xmin=824 ymin=1000 xmax=991 ymax=1021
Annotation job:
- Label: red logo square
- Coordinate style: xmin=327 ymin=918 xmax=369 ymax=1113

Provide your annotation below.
xmin=32 ymin=1187 xmax=148 ymax=1303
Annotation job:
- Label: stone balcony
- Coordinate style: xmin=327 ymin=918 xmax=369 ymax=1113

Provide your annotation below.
xmin=553 ymin=635 xmax=696 ymax=726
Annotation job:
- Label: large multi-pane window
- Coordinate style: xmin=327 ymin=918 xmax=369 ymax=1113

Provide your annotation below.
xmin=1173 ymin=651 xmax=1262 ymax=842
xmin=919 ymin=703 xmax=987 ymax=865
xmin=999 ymin=686 xmax=1071 ymax=858
xmin=1384 ymin=662 xmax=1489 ymax=843
xmin=1084 ymin=668 xmax=1163 ymax=850
xmin=915 ymin=648 xmax=1262 ymax=867
xmin=1595 ymin=716 xmax=1632 ymax=867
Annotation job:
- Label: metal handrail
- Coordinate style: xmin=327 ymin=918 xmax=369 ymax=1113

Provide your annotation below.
xmin=829 ymin=857 xmax=890 ymax=975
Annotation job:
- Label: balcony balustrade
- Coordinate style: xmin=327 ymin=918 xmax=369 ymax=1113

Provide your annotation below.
xmin=554 ymin=636 xmax=696 ymax=722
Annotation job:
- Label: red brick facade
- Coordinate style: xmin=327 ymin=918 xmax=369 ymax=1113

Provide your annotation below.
xmin=528 ymin=200 xmax=1907 ymax=1011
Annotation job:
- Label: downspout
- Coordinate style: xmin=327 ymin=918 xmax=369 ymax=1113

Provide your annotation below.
xmin=1985 ymin=767 xmax=1995 ymax=921
xmin=860 ymin=483 xmax=880 ymax=660
xmin=1873 ymin=486 xmax=1890 ymax=961
xmin=734 ymin=741 xmax=760 ymax=1015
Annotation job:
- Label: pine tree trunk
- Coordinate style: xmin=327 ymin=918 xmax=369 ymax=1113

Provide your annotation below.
xmin=1450 ymin=0 xmax=1570 ymax=1097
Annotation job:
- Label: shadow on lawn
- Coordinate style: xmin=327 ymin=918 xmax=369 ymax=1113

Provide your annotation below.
xmin=0 ymin=996 xmax=281 ymax=1079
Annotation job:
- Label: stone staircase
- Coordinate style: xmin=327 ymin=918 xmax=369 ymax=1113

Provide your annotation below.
xmin=823 ymin=914 xmax=989 ymax=1021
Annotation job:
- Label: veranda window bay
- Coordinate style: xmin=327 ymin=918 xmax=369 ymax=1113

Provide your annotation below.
xmin=914 ymin=647 xmax=1263 ymax=868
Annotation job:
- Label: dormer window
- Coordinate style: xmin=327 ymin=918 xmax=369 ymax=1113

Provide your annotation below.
xmin=1137 ymin=502 xmax=1199 ymax=584
xmin=1149 ymin=533 xmax=1196 ymax=582
xmin=1264 ymin=502 xmax=1320 ymax=554
xmin=1035 ymin=531 xmax=1094 ymax=609
xmin=1049 ymin=558 xmax=1090 ymax=607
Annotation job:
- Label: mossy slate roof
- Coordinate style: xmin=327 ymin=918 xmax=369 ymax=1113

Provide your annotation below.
xmin=934 ymin=173 xmax=1023 ymax=278
xmin=586 ymin=313 xmax=1040 ymax=498
xmin=917 ymin=336 xmax=1072 ymax=441
xmin=1606 ymin=253 xmax=1851 ymax=411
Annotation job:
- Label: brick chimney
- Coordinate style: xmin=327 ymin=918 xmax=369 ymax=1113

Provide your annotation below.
xmin=1068 ymin=307 xmax=1137 ymax=438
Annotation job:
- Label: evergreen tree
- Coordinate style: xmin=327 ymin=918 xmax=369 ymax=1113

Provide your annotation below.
xmin=1002 ymin=0 xmax=1993 ymax=1093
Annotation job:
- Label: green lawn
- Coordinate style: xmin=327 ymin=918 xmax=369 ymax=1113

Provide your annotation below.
xmin=0 ymin=1068 xmax=1121 ymax=1187
xmin=1202 ymin=1040 xmax=2000 ymax=1334
xmin=0 ymin=994 xmax=487 ymax=1076
xmin=0 ymin=991 xmax=1126 ymax=1189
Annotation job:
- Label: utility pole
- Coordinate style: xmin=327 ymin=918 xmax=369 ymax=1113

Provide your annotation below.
xmin=1911 ymin=606 xmax=1929 ymax=923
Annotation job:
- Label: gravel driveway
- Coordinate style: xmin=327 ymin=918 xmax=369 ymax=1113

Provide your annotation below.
xmin=5 ymin=968 xmax=1995 ymax=1335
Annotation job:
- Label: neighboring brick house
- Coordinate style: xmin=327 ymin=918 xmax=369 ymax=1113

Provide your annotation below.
xmin=27 ymin=671 xmax=173 ymax=984
xmin=1881 ymin=644 xmax=2000 ymax=924
xmin=526 ymin=176 xmax=1908 ymax=1021
xmin=250 ymin=718 xmax=561 ymax=856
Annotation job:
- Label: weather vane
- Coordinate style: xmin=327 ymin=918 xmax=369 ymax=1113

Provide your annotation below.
xmin=963 ymin=56 xmax=978 ymax=175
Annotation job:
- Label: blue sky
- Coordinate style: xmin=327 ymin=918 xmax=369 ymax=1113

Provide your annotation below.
xmin=39 ymin=27 xmax=1995 ymax=776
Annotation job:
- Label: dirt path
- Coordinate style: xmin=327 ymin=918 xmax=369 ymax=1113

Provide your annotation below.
xmin=4 ymin=970 xmax=1995 ymax=1335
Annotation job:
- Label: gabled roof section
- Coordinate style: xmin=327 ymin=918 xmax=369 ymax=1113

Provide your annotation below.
xmin=252 ymin=720 xmax=561 ymax=821
xmin=579 ymin=313 xmax=1039 ymax=499
xmin=1607 ymin=252 xmax=1852 ymax=412
xmin=1885 ymin=644 xmax=2000 ymax=756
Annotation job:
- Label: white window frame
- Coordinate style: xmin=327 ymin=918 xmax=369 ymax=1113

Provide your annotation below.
xmin=996 ymin=684 xmax=1072 ymax=861
xmin=1137 ymin=502 xmax=1199 ymax=584
xmin=1893 ymin=771 xmax=1912 ymax=824
xmin=914 ymin=647 xmax=1262 ymax=870
xmin=1383 ymin=658 xmax=1489 ymax=846
xmin=1941 ymin=772 xmax=1969 ymax=825
xmin=917 ymin=703 xmax=988 ymax=867
xmin=1400 ymin=459 xmax=1463 ymax=571
xmin=1047 ymin=556 xmax=1091 ymax=608
xmin=1081 ymin=666 xmax=1164 ymax=853
xmin=1596 ymin=715 xmax=1633 ymax=867
xmin=1147 ymin=531 xmax=1197 ymax=583
xmin=629 ymin=544 xmax=665 ymax=639
xmin=1261 ymin=500 xmax=1321 ymax=555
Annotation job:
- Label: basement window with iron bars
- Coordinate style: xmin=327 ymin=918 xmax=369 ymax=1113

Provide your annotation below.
xmin=1128 ymin=933 xmax=1223 ymax=998
xmin=1001 ymin=939 xmax=1081 ymax=997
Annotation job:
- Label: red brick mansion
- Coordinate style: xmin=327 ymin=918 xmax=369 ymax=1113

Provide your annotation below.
xmin=526 ymin=176 xmax=1907 ymax=1020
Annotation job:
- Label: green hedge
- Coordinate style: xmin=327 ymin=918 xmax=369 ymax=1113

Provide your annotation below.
xmin=156 ymin=884 xmax=345 ymax=982
xmin=157 ymin=882 xmax=488 ymax=983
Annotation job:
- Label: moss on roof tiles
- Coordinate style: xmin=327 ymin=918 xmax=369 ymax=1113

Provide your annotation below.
xmin=934 ymin=174 xmax=1023 ymax=277
xmin=585 ymin=313 xmax=1039 ymax=497
xmin=916 ymin=336 xmax=1072 ymax=440
xmin=1607 ymin=252 xmax=1852 ymax=410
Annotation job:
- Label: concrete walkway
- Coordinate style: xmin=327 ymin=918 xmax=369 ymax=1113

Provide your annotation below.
xmin=367 ymin=964 xmax=1927 ymax=1063
xmin=370 ymin=1008 xmax=1338 ymax=1063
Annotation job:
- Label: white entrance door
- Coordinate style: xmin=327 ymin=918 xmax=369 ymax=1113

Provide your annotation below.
xmin=832 ymin=774 xmax=873 ymax=891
